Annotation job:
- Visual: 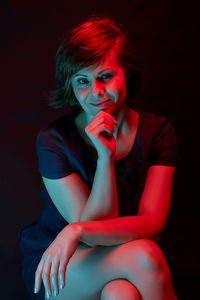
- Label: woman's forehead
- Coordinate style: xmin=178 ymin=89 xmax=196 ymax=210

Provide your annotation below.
xmin=74 ymin=50 xmax=122 ymax=76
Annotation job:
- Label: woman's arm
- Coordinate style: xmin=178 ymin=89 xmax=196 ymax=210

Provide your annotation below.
xmin=42 ymin=111 xmax=118 ymax=223
xmin=42 ymin=155 xmax=118 ymax=223
xmin=72 ymin=165 xmax=176 ymax=246
xmin=74 ymin=215 xmax=159 ymax=246
xmin=79 ymin=157 xmax=118 ymax=221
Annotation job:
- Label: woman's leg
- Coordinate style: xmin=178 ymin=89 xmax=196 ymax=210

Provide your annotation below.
xmin=100 ymin=279 xmax=142 ymax=300
xmin=46 ymin=239 xmax=177 ymax=300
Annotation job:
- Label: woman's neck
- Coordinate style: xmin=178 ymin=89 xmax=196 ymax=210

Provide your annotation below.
xmin=112 ymin=103 xmax=129 ymax=138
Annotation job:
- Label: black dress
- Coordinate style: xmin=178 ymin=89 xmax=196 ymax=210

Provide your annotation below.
xmin=18 ymin=106 xmax=178 ymax=299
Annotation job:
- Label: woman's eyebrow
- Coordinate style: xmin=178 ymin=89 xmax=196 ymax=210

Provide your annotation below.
xmin=73 ymin=74 xmax=88 ymax=77
xmin=73 ymin=69 xmax=115 ymax=78
xmin=98 ymin=68 xmax=114 ymax=75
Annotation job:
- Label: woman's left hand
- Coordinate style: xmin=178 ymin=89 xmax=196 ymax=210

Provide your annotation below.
xmin=34 ymin=223 xmax=82 ymax=298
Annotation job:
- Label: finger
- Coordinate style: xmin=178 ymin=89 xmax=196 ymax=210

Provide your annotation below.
xmin=86 ymin=117 xmax=113 ymax=131
xmin=99 ymin=118 xmax=116 ymax=131
xmin=42 ymin=257 xmax=52 ymax=298
xmin=86 ymin=112 xmax=117 ymax=131
xmin=58 ymin=257 xmax=69 ymax=290
xmin=50 ymin=257 xmax=59 ymax=296
xmin=97 ymin=110 xmax=118 ymax=124
xmin=86 ymin=123 xmax=114 ymax=137
xmin=89 ymin=123 xmax=114 ymax=138
xmin=34 ymin=258 xmax=44 ymax=294
xmin=95 ymin=111 xmax=117 ymax=125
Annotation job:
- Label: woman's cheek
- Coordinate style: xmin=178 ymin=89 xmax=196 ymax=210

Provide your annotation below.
xmin=114 ymin=79 xmax=126 ymax=99
xmin=76 ymin=87 xmax=89 ymax=99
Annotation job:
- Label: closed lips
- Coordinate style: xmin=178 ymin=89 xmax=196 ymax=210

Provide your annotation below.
xmin=91 ymin=100 xmax=110 ymax=106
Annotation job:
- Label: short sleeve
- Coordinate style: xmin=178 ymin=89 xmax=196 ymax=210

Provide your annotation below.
xmin=36 ymin=128 xmax=74 ymax=179
xmin=148 ymin=118 xmax=178 ymax=167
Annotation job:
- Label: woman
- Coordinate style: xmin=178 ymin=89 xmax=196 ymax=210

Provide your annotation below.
xmin=18 ymin=17 xmax=178 ymax=300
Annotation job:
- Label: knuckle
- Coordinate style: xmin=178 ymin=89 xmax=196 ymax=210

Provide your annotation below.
xmin=59 ymin=266 xmax=64 ymax=273
xmin=50 ymin=270 xmax=58 ymax=278
xmin=42 ymin=252 xmax=48 ymax=260
xmin=42 ymin=272 xmax=49 ymax=278
xmin=53 ymin=253 xmax=59 ymax=260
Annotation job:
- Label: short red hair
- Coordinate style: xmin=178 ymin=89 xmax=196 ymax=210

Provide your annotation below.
xmin=49 ymin=16 xmax=142 ymax=109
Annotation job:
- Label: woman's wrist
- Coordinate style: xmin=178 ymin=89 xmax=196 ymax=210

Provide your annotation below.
xmin=70 ymin=222 xmax=97 ymax=247
xmin=67 ymin=222 xmax=83 ymax=241
xmin=97 ymin=155 xmax=115 ymax=165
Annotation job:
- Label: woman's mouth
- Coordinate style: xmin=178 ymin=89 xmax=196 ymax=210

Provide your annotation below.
xmin=90 ymin=99 xmax=111 ymax=107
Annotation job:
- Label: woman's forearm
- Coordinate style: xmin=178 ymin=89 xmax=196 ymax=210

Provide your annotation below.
xmin=74 ymin=216 xmax=161 ymax=246
xmin=80 ymin=158 xmax=118 ymax=221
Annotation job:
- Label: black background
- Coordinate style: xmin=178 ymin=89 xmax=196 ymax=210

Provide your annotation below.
xmin=1 ymin=0 xmax=199 ymax=299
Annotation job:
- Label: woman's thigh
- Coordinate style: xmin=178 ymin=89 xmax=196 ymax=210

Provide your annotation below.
xmin=46 ymin=239 xmax=167 ymax=300
xmin=46 ymin=242 xmax=127 ymax=300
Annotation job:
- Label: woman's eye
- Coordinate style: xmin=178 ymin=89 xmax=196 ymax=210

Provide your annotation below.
xmin=77 ymin=78 xmax=88 ymax=85
xmin=99 ymin=73 xmax=114 ymax=81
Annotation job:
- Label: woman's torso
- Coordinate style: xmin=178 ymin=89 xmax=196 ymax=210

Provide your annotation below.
xmin=18 ymin=105 xmax=178 ymax=257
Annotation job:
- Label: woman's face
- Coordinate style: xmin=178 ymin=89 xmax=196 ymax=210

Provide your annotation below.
xmin=71 ymin=49 xmax=126 ymax=117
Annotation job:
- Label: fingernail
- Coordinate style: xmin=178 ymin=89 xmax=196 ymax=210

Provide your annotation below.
xmin=54 ymin=290 xmax=57 ymax=296
xmin=60 ymin=283 xmax=63 ymax=290
xmin=46 ymin=291 xmax=50 ymax=299
xmin=34 ymin=287 xmax=37 ymax=294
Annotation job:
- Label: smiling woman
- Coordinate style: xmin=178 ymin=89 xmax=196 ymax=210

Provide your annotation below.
xmin=49 ymin=16 xmax=141 ymax=110
xmin=71 ymin=50 xmax=127 ymax=119
xmin=18 ymin=16 xmax=178 ymax=300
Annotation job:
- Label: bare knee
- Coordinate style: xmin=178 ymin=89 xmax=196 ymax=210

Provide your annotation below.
xmin=100 ymin=279 xmax=142 ymax=300
xmin=127 ymin=239 xmax=171 ymax=284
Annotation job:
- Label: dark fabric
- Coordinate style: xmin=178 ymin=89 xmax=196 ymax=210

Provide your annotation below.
xmin=18 ymin=106 xmax=178 ymax=300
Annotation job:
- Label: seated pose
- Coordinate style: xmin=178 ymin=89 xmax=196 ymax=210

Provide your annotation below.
xmin=18 ymin=16 xmax=178 ymax=300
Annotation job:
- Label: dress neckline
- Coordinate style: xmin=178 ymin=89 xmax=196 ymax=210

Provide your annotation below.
xmin=70 ymin=106 xmax=141 ymax=164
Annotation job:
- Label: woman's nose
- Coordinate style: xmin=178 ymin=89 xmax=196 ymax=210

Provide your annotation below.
xmin=91 ymin=80 xmax=104 ymax=97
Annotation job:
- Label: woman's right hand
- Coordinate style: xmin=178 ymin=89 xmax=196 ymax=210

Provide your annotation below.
xmin=34 ymin=223 xmax=81 ymax=298
xmin=85 ymin=111 xmax=117 ymax=160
